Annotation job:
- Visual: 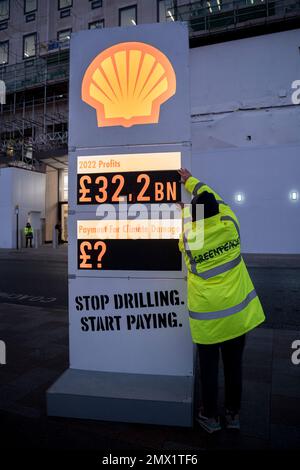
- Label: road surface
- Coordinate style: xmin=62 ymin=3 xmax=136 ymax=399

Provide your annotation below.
xmin=0 ymin=250 xmax=299 ymax=328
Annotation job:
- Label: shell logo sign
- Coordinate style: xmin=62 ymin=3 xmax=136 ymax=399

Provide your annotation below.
xmin=81 ymin=42 xmax=176 ymax=128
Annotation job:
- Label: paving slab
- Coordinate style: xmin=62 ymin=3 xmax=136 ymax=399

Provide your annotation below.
xmin=0 ymin=282 xmax=300 ymax=450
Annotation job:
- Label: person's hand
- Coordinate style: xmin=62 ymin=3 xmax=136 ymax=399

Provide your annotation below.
xmin=178 ymin=168 xmax=192 ymax=184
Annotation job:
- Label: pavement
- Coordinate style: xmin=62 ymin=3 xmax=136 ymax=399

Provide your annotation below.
xmin=0 ymin=246 xmax=299 ymax=451
xmin=0 ymin=245 xmax=68 ymax=309
xmin=0 ymin=243 xmax=68 ymax=259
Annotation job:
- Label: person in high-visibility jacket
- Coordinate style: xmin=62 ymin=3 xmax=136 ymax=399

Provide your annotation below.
xmin=24 ymin=222 xmax=33 ymax=248
xmin=178 ymin=168 xmax=265 ymax=433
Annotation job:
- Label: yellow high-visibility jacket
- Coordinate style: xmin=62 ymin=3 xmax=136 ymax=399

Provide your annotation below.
xmin=179 ymin=176 xmax=265 ymax=344
xmin=24 ymin=226 xmax=33 ymax=237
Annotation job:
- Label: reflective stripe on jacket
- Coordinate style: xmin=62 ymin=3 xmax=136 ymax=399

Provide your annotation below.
xmin=179 ymin=176 xmax=265 ymax=344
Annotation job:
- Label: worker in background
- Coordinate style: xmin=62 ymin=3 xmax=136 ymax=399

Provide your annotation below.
xmin=178 ymin=168 xmax=265 ymax=434
xmin=55 ymin=222 xmax=62 ymax=245
xmin=24 ymin=222 xmax=33 ymax=248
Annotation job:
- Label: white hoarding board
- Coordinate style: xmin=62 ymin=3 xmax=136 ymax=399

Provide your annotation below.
xmin=69 ymin=277 xmax=192 ymax=375
xmin=68 ymin=23 xmax=193 ymax=378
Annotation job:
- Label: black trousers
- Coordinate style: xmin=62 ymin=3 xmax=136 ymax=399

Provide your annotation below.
xmin=197 ymin=334 xmax=246 ymax=418
xmin=25 ymin=236 xmax=33 ymax=248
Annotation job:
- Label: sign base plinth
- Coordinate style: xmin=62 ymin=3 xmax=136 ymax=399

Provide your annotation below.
xmin=47 ymin=369 xmax=194 ymax=427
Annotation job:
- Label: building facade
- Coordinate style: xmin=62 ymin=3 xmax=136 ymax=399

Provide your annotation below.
xmin=0 ymin=0 xmax=299 ymax=251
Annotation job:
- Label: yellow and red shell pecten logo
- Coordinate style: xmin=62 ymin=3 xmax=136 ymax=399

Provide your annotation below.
xmin=81 ymin=41 xmax=176 ymax=128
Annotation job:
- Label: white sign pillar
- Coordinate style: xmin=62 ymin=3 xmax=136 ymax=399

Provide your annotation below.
xmin=47 ymin=22 xmax=194 ymax=426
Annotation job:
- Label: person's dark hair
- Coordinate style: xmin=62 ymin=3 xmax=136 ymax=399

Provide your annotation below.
xmin=191 ymin=191 xmax=219 ymax=222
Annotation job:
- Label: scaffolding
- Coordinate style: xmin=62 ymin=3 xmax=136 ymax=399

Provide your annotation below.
xmin=173 ymin=0 xmax=300 ymax=36
xmin=0 ymin=97 xmax=68 ymax=166
xmin=0 ymin=48 xmax=69 ymax=168
xmin=0 ymin=49 xmax=69 ymax=94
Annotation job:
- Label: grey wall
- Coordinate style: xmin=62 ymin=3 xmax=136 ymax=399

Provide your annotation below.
xmin=190 ymin=28 xmax=300 ymax=253
xmin=0 ymin=168 xmax=13 ymax=248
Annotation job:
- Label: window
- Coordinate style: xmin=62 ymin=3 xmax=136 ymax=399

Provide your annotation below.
xmin=119 ymin=5 xmax=137 ymax=26
xmin=0 ymin=40 xmax=8 ymax=64
xmin=60 ymin=8 xmax=70 ymax=18
xmin=23 ymin=33 xmax=36 ymax=59
xmin=58 ymin=0 xmax=72 ymax=10
xmin=57 ymin=29 xmax=72 ymax=44
xmin=157 ymin=0 xmax=175 ymax=22
xmin=0 ymin=0 xmax=9 ymax=21
xmin=89 ymin=19 xmax=104 ymax=29
xmin=91 ymin=0 xmax=102 ymax=8
xmin=24 ymin=0 xmax=37 ymax=14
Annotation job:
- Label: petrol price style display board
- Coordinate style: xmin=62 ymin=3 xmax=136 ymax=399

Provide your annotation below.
xmin=47 ymin=23 xmax=194 ymax=427
xmin=77 ymin=219 xmax=182 ymax=271
xmin=77 ymin=152 xmax=181 ymax=205
xmin=76 ymin=151 xmax=182 ymax=272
